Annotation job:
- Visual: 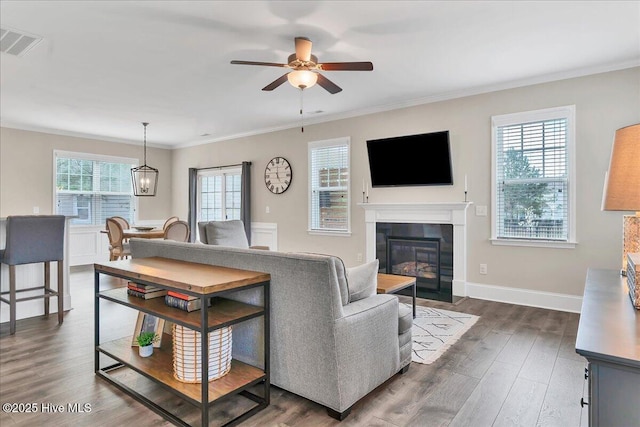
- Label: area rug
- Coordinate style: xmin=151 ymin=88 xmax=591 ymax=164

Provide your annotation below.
xmin=403 ymin=303 xmax=479 ymax=365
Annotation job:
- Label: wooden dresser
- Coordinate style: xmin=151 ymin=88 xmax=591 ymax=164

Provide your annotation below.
xmin=575 ymin=269 xmax=640 ymax=427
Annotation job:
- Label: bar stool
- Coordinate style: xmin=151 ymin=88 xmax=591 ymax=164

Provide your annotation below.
xmin=0 ymin=215 xmax=65 ymax=335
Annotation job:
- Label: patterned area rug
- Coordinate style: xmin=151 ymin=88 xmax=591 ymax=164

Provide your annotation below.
xmin=403 ymin=303 xmax=479 ymax=365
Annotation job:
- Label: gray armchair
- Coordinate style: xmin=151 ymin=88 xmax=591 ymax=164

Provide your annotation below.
xmin=198 ymin=220 xmax=268 ymax=250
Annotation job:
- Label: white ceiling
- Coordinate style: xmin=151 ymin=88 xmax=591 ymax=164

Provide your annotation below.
xmin=1 ymin=1 xmax=639 ymax=149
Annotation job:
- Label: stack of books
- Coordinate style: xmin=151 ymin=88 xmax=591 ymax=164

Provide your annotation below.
xmin=165 ymin=291 xmax=209 ymax=312
xmin=127 ymin=282 xmax=168 ymax=299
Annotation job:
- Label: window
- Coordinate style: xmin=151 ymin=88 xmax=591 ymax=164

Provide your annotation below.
xmin=197 ymin=167 xmax=242 ymax=223
xmin=491 ymin=106 xmax=576 ymax=248
xmin=309 ymin=137 xmax=350 ymax=234
xmin=54 ymin=151 xmax=137 ymax=226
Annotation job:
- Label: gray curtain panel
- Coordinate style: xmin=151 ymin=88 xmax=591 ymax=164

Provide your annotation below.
xmin=241 ymin=161 xmax=251 ymax=245
xmin=187 ymin=168 xmax=197 ymax=243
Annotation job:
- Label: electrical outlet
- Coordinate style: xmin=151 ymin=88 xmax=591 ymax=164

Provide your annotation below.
xmin=475 ymin=205 xmax=487 ymax=216
xmin=33 ymin=206 xmax=40 ymax=214
xmin=265 ymin=206 xmax=270 ymax=214
xmin=357 ymin=253 xmax=363 ymax=262
xmin=479 ymin=264 xmax=488 ymax=275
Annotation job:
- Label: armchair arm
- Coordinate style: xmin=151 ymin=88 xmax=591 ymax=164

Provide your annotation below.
xmin=332 ymin=294 xmax=401 ymax=411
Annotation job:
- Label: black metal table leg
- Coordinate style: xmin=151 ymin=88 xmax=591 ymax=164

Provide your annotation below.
xmin=412 ymin=282 xmax=416 ymax=318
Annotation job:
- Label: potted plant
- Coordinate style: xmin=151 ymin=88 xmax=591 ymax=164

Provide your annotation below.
xmin=136 ymin=331 xmax=159 ymax=357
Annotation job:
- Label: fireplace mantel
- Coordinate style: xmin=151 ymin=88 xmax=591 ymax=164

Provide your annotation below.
xmin=360 ymin=202 xmax=471 ymax=297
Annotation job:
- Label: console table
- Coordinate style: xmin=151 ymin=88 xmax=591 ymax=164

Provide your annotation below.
xmin=94 ymin=257 xmax=270 ymax=427
xmin=575 ymin=268 xmax=640 ymax=427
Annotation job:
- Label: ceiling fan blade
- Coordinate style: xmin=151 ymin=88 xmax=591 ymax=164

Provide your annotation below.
xmin=318 ymin=62 xmax=374 ymax=71
xmin=262 ymin=73 xmax=290 ymax=91
xmin=231 ymin=60 xmax=287 ymax=68
xmin=295 ymin=37 xmax=312 ymax=62
xmin=316 ymin=73 xmax=342 ymax=94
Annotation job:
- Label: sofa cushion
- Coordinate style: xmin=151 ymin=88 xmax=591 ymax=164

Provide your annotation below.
xmin=346 ymin=259 xmax=378 ymax=302
xmin=204 ymin=220 xmax=249 ymax=248
xmin=398 ymin=303 xmax=412 ymax=335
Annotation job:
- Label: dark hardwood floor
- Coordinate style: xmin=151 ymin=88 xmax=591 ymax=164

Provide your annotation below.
xmin=0 ymin=266 xmax=587 ymax=426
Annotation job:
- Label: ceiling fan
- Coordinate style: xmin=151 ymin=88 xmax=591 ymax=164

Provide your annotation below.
xmin=230 ymin=37 xmax=373 ymax=94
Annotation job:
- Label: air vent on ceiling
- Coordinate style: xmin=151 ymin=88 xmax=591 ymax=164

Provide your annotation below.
xmin=1 ymin=27 xmax=42 ymax=57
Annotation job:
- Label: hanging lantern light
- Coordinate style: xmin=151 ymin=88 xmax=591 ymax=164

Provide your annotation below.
xmin=131 ymin=122 xmax=159 ymax=196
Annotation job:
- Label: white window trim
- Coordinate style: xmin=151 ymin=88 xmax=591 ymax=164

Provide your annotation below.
xmin=196 ymin=166 xmax=242 ymax=225
xmin=53 ymin=150 xmax=139 ymax=225
xmin=308 ymin=137 xmax=352 ymax=235
xmin=490 ymin=105 xmax=577 ymax=249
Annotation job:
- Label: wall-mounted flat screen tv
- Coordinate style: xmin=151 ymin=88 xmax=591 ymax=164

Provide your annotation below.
xmin=366 ymin=130 xmax=453 ymax=187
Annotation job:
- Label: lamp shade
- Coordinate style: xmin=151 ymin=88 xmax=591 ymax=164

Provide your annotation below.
xmin=287 ymin=70 xmax=318 ymax=89
xmin=602 ymin=124 xmax=640 ymax=211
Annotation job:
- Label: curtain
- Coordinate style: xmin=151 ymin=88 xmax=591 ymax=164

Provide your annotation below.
xmin=241 ymin=161 xmax=252 ymax=245
xmin=187 ymin=168 xmax=197 ymax=243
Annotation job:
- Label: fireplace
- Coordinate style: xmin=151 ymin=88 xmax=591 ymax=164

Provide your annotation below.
xmin=377 ymin=223 xmax=453 ymax=302
xmin=361 ymin=202 xmax=471 ymax=300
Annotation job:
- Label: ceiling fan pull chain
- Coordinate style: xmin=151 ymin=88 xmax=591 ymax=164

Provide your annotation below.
xmin=300 ymin=88 xmax=304 ymax=133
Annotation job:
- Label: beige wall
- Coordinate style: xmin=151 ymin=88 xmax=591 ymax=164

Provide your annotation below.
xmin=173 ymin=67 xmax=640 ymax=297
xmin=2 ymin=68 xmax=637 ymax=297
xmin=0 ymin=128 xmax=172 ymax=220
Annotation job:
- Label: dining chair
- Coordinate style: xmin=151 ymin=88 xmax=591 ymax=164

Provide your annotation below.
xmin=163 ymin=216 xmax=179 ymax=231
xmin=0 ymin=215 xmax=66 ymax=335
xmin=110 ymin=216 xmax=130 ymax=230
xmin=108 ymin=216 xmax=130 ymax=242
xmin=163 ymin=220 xmax=190 ymax=242
xmin=106 ymin=217 xmax=131 ymax=260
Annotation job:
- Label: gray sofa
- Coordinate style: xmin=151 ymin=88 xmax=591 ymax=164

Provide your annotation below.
xmin=130 ymin=239 xmax=412 ymax=420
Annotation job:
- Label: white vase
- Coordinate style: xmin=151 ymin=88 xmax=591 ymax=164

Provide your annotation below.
xmin=139 ymin=344 xmax=153 ymax=357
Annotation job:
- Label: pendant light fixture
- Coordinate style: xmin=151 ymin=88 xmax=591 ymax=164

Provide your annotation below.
xmin=131 ymin=122 xmax=159 ymax=196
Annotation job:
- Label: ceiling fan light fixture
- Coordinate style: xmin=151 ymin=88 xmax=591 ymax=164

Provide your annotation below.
xmin=287 ymin=70 xmax=317 ymax=90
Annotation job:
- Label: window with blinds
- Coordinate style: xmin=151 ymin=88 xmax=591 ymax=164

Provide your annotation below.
xmin=492 ymin=106 xmax=575 ymax=245
xmin=309 ymin=137 xmax=350 ymax=233
xmin=54 ymin=151 xmax=137 ymax=225
xmin=197 ymin=168 xmax=241 ymax=222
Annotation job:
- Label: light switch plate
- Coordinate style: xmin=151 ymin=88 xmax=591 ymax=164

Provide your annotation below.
xmin=476 ymin=205 xmax=487 ymax=216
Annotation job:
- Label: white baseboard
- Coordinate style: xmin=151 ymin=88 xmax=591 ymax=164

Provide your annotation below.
xmin=463 ymin=281 xmax=582 ymax=313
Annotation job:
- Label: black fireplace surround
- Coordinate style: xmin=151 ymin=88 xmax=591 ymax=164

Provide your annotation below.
xmin=376 ymin=222 xmax=453 ymax=302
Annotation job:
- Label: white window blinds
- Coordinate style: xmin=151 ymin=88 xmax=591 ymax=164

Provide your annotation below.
xmin=54 ymin=151 xmax=136 ymax=226
xmin=309 ymin=138 xmax=350 ymax=233
xmin=493 ymin=107 xmax=574 ymax=243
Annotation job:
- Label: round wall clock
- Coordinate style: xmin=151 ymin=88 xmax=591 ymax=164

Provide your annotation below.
xmin=264 ymin=156 xmax=292 ymax=194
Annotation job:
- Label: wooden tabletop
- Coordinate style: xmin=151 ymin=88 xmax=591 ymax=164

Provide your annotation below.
xmin=123 ymin=229 xmax=164 ymax=239
xmin=377 ymin=273 xmax=416 ymax=294
xmin=95 ymin=257 xmax=270 ymax=295
xmin=101 ymin=229 xmax=164 ymax=239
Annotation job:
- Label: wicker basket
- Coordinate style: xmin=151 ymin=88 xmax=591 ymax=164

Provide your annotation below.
xmin=172 ymin=324 xmax=232 ymax=383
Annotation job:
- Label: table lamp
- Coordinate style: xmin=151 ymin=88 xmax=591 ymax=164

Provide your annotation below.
xmin=602 ymin=123 xmax=640 ymax=275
